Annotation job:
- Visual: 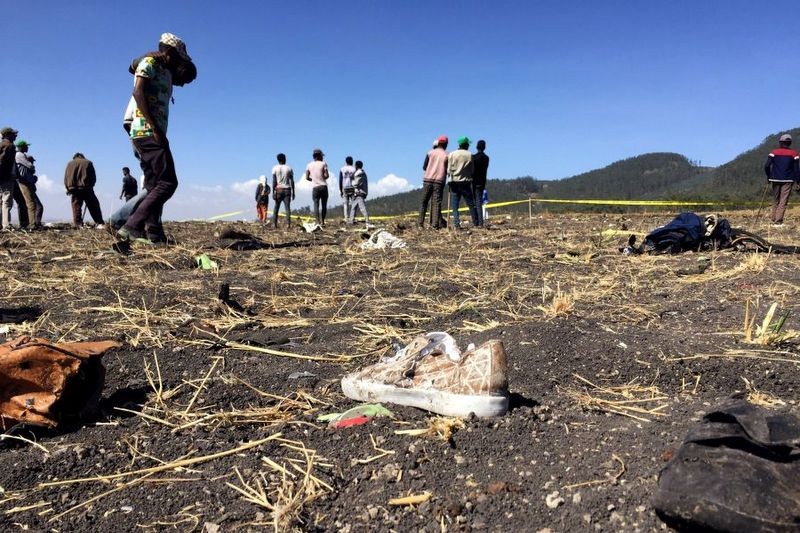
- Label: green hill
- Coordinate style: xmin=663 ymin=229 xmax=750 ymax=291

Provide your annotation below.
xmin=540 ymin=152 xmax=708 ymax=200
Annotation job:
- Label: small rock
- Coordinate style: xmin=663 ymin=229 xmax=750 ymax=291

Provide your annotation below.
xmin=610 ymin=511 xmax=623 ymax=523
xmin=203 ymin=523 xmax=221 ymax=533
xmin=607 ymin=504 xmax=616 ymax=511
xmin=572 ymin=492 xmax=582 ymax=505
xmin=536 ymin=529 xmax=553 ymax=533
xmin=454 ymin=454 xmax=465 ymax=465
xmin=120 ymin=506 xmax=133 ymax=513
xmin=367 ymin=507 xmax=378 ymax=520
xmin=545 ymin=491 xmax=564 ymax=509
xmin=583 ymin=513 xmax=592 ymax=524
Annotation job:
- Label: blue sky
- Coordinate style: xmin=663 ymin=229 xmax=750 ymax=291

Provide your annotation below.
xmin=2 ymin=1 xmax=795 ymax=220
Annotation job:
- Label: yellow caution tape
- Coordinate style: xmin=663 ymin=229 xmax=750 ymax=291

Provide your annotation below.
xmin=207 ymin=210 xmax=245 ymax=221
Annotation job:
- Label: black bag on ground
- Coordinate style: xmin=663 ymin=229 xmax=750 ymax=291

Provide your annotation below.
xmin=654 ymin=399 xmax=800 ymax=532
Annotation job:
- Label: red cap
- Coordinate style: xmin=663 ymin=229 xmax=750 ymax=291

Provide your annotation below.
xmin=437 ymin=135 xmax=449 ymax=145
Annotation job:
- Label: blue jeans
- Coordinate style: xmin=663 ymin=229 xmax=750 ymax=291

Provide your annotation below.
xmin=109 ymin=189 xmax=148 ymax=229
xmin=449 ymin=182 xmax=479 ymax=227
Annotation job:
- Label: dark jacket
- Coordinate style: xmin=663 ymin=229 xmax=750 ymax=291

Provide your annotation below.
xmin=764 ymin=147 xmax=799 ymax=183
xmin=64 ymin=157 xmax=97 ymax=190
xmin=120 ymin=175 xmax=138 ymax=199
xmin=352 ymin=169 xmax=368 ymax=198
xmin=471 ymin=151 xmax=490 ymax=187
xmin=0 ymin=139 xmax=16 ymax=182
xmin=255 ymin=183 xmax=270 ymax=203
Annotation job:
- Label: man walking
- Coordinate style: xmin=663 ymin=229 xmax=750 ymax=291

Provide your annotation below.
xmin=272 ymin=153 xmax=295 ymax=228
xmin=64 ymin=153 xmax=104 ymax=228
xmin=118 ymin=33 xmax=194 ymax=243
xmin=15 ymin=140 xmax=43 ymax=229
xmin=764 ymin=133 xmax=800 ymax=227
xmin=471 ymin=139 xmax=490 ymax=227
xmin=339 ymin=156 xmax=356 ymax=222
xmin=447 ymin=136 xmax=479 ymax=229
xmin=0 ymin=127 xmax=18 ymax=230
xmin=418 ymin=135 xmax=449 ymax=229
xmin=305 ymin=148 xmax=329 ymax=226
xmin=119 ymin=167 xmax=138 ymax=202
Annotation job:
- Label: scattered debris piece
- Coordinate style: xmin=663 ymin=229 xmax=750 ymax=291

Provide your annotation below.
xmin=195 ymin=254 xmax=218 ymax=271
xmin=341 ymin=333 xmax=509 ymax=418
xmin=654 ymin=399 xmax=800 ymax=531
xmin=0 ymin=336 xmax=119 ymax=429
xmin=388 ymin=491 xmax=432 ymax=506
xmin=302 ymin=222 xmax=322 ymax=233
xmin=360 ymin=229 xmax=407 ymax=250
xmin=318 ymin=403 xmax=394 ymax=428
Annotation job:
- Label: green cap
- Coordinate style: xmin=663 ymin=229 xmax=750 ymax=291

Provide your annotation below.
xmin=15 ymin=140 xmax=29 ymax=148
xmin=458 ymin=136 xmax=470 ymax=146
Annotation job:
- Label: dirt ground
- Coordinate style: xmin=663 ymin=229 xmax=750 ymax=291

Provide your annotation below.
xmin=0 ymin=209 xmax=799 ymax=532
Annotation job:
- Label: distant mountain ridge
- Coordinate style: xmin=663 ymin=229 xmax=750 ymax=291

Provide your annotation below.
xmin=362 ymin=128 xmax=797 ymax=215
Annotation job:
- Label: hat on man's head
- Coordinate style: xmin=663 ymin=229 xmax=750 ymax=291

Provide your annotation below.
xmin=159 ymin=32 xmax=191 ymax=61
xmin=432 ymin=139 xmax=439 ymax=148
xmin=15 ymin=140 xmax=29 ymax=148
xmin=1 ymin=127 xmax=18 ymax=137
xmin=780 ymin=133 xmax=792 ymax=142
xmin=437 ymin=135 xmax=449 ymax=145
xmin=312 ymin=148 xmax=324 ymax=157
xmin=458 ymin=136 xmax=471 ymax=146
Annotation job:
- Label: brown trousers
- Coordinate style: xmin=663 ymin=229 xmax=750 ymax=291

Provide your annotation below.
xmin=70 ymin=188 xmax=104 ymax=227
xmin=771 ymin=182 xmax=793 ymax=224
xmin=18 ymin=182 xmax=43 ymax=227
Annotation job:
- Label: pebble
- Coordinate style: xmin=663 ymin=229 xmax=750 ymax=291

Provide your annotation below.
xmin=544 ymin=491 xmax=564 ymax=509
xmin=583 ymin=513 xmax=592 ymax=524
xmin=572 ymin=492 xmax=582 ymax=505
xmin=367 ymin=506 xmax=378 ymax=520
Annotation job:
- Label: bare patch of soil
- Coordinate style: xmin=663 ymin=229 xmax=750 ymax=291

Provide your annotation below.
xmin=0 ymin=211 xmax=799 ymax=531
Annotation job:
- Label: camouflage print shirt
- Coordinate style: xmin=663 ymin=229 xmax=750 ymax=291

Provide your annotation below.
xmin=129 ymin=56 xmax=173 ymax=139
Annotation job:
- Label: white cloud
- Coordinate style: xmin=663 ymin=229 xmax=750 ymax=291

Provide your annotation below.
xmin=231 ymin=178 xmax=260 ymax=196
xmin=190 ymin=184 xmax=224 ymax=194
xmin=371 ymin=173 xmax=413 ymax=198
xmin=36 ymin=174 xmax=56 ymax=193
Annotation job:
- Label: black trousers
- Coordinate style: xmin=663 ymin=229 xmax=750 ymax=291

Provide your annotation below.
xmin=70 ymin=188 xmax=104 ymax=226
xmin=125 ymin=136 xmax=178 ymax=238
xmin=471 ymin=183 xmax=486 ymax=226
xmin=272 ymin=188 xmax=292 ymax=227
xmin=312 ymin=185 xmax=328 ymax=225
xmin=418 ymin=181 xmax=444 ymax=228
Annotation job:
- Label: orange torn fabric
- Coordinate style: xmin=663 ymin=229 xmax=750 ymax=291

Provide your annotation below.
xmin=0 ymin=336 xmax=120 ymax=430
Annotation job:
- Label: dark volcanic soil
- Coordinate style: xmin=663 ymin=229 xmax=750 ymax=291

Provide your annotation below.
xmin=0 ymin=211 xmax=799 ymax=532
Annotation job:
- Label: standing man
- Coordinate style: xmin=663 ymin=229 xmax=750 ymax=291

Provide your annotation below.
xmin=255 ymin=175 xmax=270 ymax=223
xmin=418 ymin=135 xmax=449 ymax=229
xmin=64 ymin=153 xmax=104 ymax=228
xmin=348 ymin=160 xmax=371 ymax=228
xmin=118 ymin=33 xmax=194 ymax=243
xmin=764 ymin=133 xmax=800 ymax=227
xmin=119 ymin=167 xmax=138 ymax=202
xmin=339 ymin=156 xmax=356 ymax=222
xmin=0 ymin=127 xmax=18 ymax=231
xmin=447 ymin=136 xmax=479 ymax=229
xmin=272 ymin=153 xmax=294 ymax=228
xmin=471 ymin=140 xmax=490 ymax=227
xmin=305 ymin=148 xmax=329 ymax=226
xmin=15 ymin=140 xmax=43 ymax=229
